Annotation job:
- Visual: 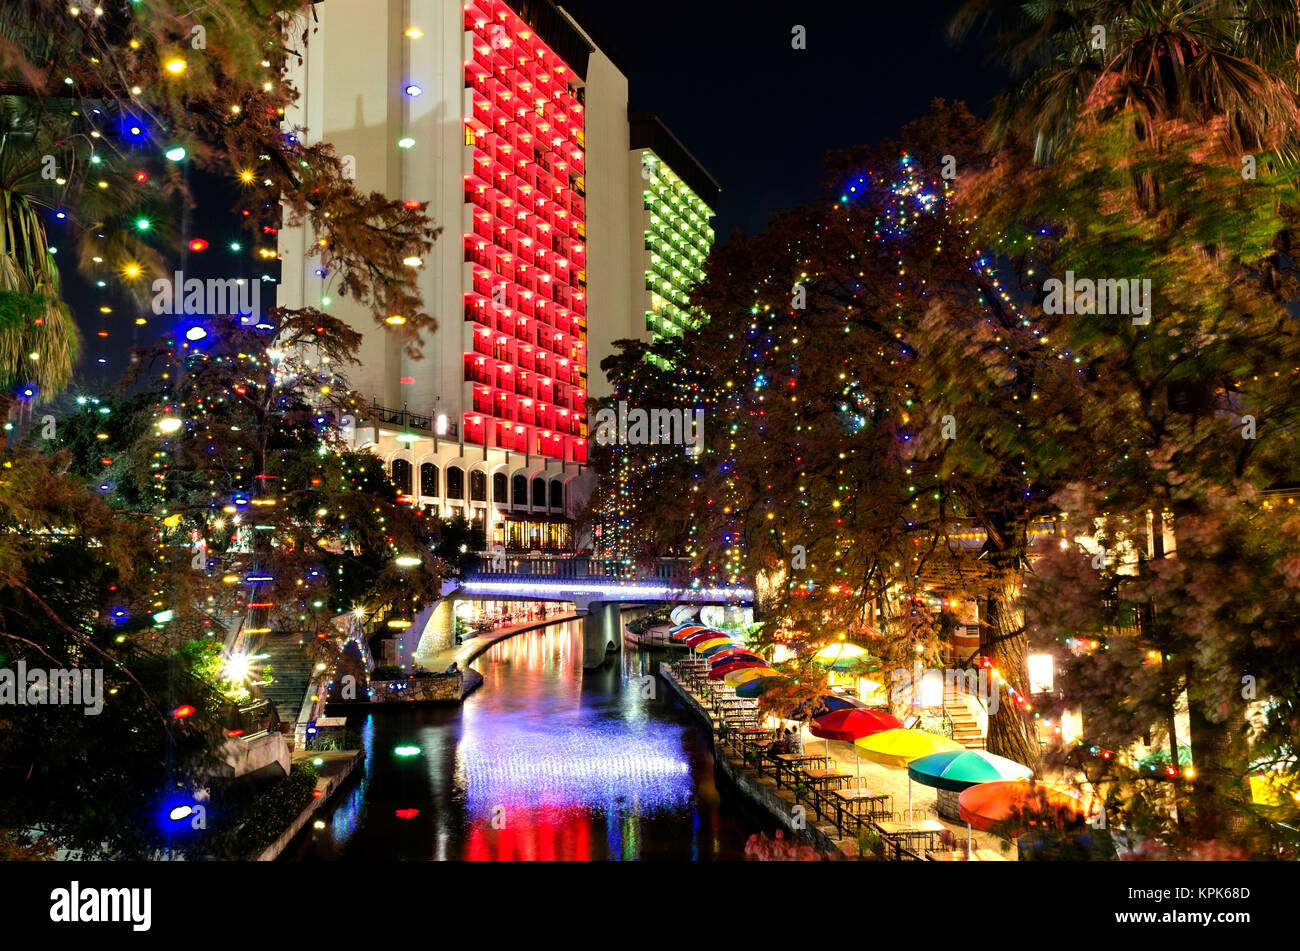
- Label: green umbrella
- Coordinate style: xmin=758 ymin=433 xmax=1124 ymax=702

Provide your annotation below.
xmin=907 ymin=750 xmax=1033 ymax=792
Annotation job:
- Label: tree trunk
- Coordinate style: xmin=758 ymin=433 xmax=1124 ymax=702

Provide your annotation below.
xmin=1186 ymin=698 xmax=1249 ymax=843
xmin=982 ymin=575 xmax=1041 ymax=771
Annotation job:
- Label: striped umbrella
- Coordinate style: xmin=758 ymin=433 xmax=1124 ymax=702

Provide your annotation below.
xmin=693 ymin=637 xmax=735 ymax=654
xmin=708 ymin=660 xmax=768 ymax=681
xmin=708 ymin=648 xmax=764 ymax=665
xmin=699 ymin=641 xmax=745 ymax=659
xmin=736 ymin=676 xmax=784 ymax=699
xmin=724 ymin=666 xmax=778 ymax=687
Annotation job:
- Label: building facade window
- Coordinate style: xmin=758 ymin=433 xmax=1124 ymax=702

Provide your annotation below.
xmin=531 ymin=477 xmax=546 ymax=507
xmin=470 ymin=469 xmax=487 ymax=502
xmin=446 ymin=466 xmax=464 ymax=501
xmin=549 ymin=480 xmax=563 ymax=510
xmin=493 ymin=472 xmax=508 ymax=505
xmin=391 ymin=458 xmax=412 ymax=494
xmin=513 ymin=474 xmax=528 ymax=506
xmin=421 ymin=463 xmax=439 ymax=497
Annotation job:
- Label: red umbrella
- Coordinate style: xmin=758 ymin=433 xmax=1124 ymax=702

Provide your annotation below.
xmin=672 ymin=625 xmax=710 ymax=641
xmin=958 ymin=780 xmax=1098 ymax=836
xmin=708 ymin=660 xmax=768 ymax=680
xmin=809 ymin=709 xmax=902 ymax=741
xmin=685 ymin=631 xmax=728 ymax=648
xmin=808 ymin=709 xmax=903 ymax=786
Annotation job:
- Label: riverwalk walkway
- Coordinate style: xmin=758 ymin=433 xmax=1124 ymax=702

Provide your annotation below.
xmin=420 ymin=609 xmax=579 ymax=674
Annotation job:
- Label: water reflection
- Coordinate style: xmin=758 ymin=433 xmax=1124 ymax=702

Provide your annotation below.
xmin=293 ymin=618 xmax=770 ymax=861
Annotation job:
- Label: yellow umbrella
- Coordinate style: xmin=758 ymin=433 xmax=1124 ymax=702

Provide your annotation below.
xmin=694 ymin=637 xmax=734 ymax=652
xmin=814 ymin=642 xmax=868 ymax=661
xmin=724 ymin=666 xmax=778 ymax=687
xmin=855 ymin=729 xmax=964 ymax=825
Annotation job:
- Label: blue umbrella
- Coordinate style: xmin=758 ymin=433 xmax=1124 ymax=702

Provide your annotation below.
xmin=789 ymin=694 xmax=869 ymax=721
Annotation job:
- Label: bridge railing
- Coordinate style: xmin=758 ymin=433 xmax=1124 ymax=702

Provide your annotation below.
xmin=463 ymin=555 xmax=696 ymax=586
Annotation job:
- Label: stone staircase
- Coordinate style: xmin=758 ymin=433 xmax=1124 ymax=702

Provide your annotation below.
xmin=258 ymin=634 xmax=315 ymax=727
xmin=943 ymin=687 xmax=985 ymax=750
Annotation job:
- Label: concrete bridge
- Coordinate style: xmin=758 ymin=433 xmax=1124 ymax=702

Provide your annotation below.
xmin=414 ymin=556 xmax=753 ymax=670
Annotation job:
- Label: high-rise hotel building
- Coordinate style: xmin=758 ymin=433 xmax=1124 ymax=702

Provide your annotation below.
xmin=279 ymin=0 xmax=717 ymax=551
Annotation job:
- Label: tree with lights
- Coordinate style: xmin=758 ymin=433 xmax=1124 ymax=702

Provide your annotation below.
xmin=59 ymin=311 xmax=450 ymax=700
xmin=684 ymin=102 xmax=1088 ymax=765
xmin=964 ymin=106 xmax=1300 ymax=854
xmin=584 ymin=333 xmax=728 ymax=573
xmin=0 ymin=0 xmax=443 ymax=855
xmin=954 ymin=0 xmax=1300 ymax=855
xmin=0 ymin=444 xmax=231 ymax=858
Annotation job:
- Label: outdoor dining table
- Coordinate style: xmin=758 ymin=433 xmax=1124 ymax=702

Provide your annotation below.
xmin=772 ymin=752 xmax=827 ymax=788
xmin=803 ymin=768 xmax=852 ymax=790
xmin=875 ymin=819 xmax=948 ymax=857
xmin=802 ymin=769 xmax=852 ymax=820
xmin=730 ymin=726 xmax=771 ymax=753
xmin=830 ymin=789 xmax=893 ymax=835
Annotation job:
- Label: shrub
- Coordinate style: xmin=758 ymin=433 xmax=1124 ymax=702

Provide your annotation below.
xmin=211 ymin=762 xmax=320 ymax=859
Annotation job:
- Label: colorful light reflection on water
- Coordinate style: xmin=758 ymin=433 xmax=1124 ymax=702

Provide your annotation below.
xmin=294 ymin=617 xmax=772 ymax=860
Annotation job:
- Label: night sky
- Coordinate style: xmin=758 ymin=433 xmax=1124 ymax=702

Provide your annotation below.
xmin=562 ymin=0 xmax=1010 ymax=237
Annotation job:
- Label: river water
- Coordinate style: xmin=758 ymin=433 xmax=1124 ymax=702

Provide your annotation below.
xmin=289 ymin=617 xmax=777 ymax=860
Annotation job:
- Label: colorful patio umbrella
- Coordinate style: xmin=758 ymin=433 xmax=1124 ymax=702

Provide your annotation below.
xmin=699 ymin=642 xmax=745 ymax=659
xmin=684 ymin=631 xmax=728 ymax=648
xmin=789 ymin=694 xmax=869 ymax=721
xmin=708 ymin=648 xmax=763 ymax=665
xmin=959 ymin=780 xmax=1097 ymax=840
xmin=671 ymin=625 xmax=708 ymax=640
xmin=812 ymin=709 xmax=903 ymax=742
xmin=693 ymin=637 xmax=735 ymax=653
xmin=724 ymin=666 xmax=778 ymax=687
xmin=909 ymin=751 xmax=1035 ymax=852
xmin=814 ymin=642 xmax=879 ymax=672
xmin=708 ymin=660 xmax=768 ymax=680
xmin=809 ymin=709 xmax=904 ymax=785
xmin=855 ymin=729 xmax=965 ymax=824
xmin=736 ymin=676 xmax=784 ymax=699
xmin=907 ymin=750 xmax=1033 ymax=793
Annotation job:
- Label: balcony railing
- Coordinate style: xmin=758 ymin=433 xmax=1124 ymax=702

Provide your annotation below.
xmin=364 ymin=401 xmax=458 ymax=439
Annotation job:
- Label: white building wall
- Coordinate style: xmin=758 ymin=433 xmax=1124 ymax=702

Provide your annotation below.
xmin=572 ymin=46 xmax=633 ymax=401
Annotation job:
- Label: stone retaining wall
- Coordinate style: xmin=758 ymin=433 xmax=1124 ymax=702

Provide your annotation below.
xmin=660 ymin=662 xmax=851 ymax=858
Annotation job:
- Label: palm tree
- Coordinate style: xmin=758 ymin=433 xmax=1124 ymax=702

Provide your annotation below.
xmin=0 ymin=98 xmax=80 ymax=445
xmin=952 ymin=0 xmax=1300 ymax=164
xmin=0 ymin=93 xmax=169 ymax=447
